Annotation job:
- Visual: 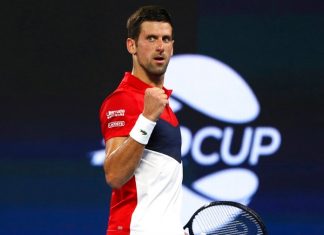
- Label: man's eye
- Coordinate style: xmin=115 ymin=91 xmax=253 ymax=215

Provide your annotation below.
xmin=148 ymin=36 xmax=155 ymax=42
xmin=163 ymin=37 xmax=172 ymax=43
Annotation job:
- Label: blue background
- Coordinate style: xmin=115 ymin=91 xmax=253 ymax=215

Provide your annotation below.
xmin=1 ymin=0 xmax=323 ymax=234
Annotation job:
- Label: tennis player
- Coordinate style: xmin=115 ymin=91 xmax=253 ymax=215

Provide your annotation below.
xmin=99 ymin=5 xmax=184 ymax=235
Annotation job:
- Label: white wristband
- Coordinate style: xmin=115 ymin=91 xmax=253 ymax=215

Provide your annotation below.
xmin=129 ymin=114 xmax=156 ymax=145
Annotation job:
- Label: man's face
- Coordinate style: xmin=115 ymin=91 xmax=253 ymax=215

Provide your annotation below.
xmin=134 ymin=21 xmax=174 ymax=77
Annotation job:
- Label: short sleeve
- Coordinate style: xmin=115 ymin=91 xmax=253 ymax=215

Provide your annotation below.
xmin=99 ymin=91 xmax=142 ymax=141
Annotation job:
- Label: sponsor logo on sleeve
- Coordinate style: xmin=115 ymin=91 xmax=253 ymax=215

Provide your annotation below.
xmin=107 ymin=109 xmax=125 ymax=119
xmin=108 ymin=121 xmax=125 ymax=128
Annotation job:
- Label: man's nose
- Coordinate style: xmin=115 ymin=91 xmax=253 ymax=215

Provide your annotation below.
xmin=156 ymin=39 xmax=164 ymax=51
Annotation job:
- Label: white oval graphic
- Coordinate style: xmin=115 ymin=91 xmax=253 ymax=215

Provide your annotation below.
xmin=165 ymin=54 xmax=260 ymax=123
xmin=192 ymin=168 xmax=259 ymax=202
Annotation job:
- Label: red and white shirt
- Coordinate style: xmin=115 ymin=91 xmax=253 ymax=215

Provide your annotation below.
xmin=99 ymin=72 xmax=183 ymax=235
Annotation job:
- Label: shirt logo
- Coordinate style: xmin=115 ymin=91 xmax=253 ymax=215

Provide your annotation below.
xmin=108 ymin=121 xmax=125 ymax=128
xmin=107 ymin=109 xmax=125 ymax=119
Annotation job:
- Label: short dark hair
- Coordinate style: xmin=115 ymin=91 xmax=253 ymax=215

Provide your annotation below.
xmin=127 ymin=5 xmax=174 ymax=40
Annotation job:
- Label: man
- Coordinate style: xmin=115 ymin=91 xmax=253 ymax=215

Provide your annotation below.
xmin=99 ymin=5 xmax=184 ymax=235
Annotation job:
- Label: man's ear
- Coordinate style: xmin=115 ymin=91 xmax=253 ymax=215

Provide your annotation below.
xmin=126 ymin=38 xmax=136 ymax=55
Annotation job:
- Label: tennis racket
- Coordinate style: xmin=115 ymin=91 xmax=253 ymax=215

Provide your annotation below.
xmin=183 ymin=201 xmax=267 ymax=235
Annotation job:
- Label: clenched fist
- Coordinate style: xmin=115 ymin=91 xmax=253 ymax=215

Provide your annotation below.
xmin=142 ymin=87 xmax=168 ymax=121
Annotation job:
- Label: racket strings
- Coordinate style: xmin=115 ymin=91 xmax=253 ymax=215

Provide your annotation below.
xmin=191 ymin=204 xmax=264 ymax=235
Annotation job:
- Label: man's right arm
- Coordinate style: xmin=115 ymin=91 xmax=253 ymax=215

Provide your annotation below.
xmin=103 ymin=87 xmax=168 ymax=189
xmin=104 ymin=136 xmax=145 ymax=189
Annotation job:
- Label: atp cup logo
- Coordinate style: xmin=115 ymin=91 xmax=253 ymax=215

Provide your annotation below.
xmin=164 ymin=54 xmax=281 ymax=223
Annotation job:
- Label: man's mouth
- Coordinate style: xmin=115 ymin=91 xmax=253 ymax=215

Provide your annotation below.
xmin=154 ymin=56 xmax=165 ymax=62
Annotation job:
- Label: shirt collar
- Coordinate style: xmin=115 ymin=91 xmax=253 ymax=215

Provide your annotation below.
xmin=123 ymin=72 xmax=173 ymax=98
